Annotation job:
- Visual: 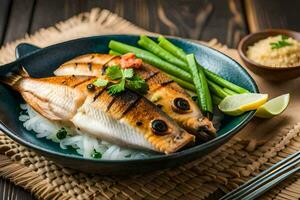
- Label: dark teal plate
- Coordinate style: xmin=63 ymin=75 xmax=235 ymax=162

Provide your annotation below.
xmin=0 ymin=35 xmax=258 ymax=175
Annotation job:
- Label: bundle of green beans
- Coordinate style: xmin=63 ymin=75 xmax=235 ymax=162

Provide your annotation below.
xmin=108 ymin=35 xmax=250 ymax=112
xmin=157 ymin=36 xmax=249 ymax=94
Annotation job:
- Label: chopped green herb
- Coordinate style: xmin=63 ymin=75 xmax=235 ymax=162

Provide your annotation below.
xmin=91 ymin=149 xmax=102 ymax=159
xmin=123 ymin=68 xmax=134 ymax=79
xmin=108 ymin=78 xmax=126 ymax=95
xmin=106 ymin=65 xmax=123 ymax=80
xmin=100 ymin=65 xmax=148 ymax=95
xmin=270 ymin=35 xmax=293 ymax=49
xmin=126 ymin=76 xmax=149 ymax=94
xmin=93 ymin=79 xmax=108 ymax=87
xmin=56 ymin=128 xmax=67 ymax=140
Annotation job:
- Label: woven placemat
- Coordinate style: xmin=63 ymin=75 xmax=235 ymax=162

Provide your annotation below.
xmin=0 ymin=8 xmax=299 ymax=200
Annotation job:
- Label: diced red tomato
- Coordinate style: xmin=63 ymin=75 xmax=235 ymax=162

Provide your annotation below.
xmin=120 ymin=53 xmax=142 ymax=69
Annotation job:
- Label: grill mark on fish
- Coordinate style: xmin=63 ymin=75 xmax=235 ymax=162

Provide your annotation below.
xmin=145 ymin=72 xmax=174 ymax=93
xmin=144 ymin=71 xmax=159 ymax=81
xmin=88 ymin=63 xmax=93 ymax=71
xmin=160 ymin=80 xmax=174 ymax=86
xmin=103 ymin=55 xmax=118 ymax=66
xmin=92 ymin=88 xmax=106 ymax=102
xmin=121 ymin=95 xmax=142 ymax=119
xmin=91 ymin=89 xmax=116 ymax=113
xmin=101 ymin=66 xmax=107 ymax=75
xmin=107 ymin=91 xmax=140 ymax=119
xmin=60 ymin=76 xmax=77 ymax=85
xmin=59 ymin=76 xmax=91 ymax=88
xmin=72 ymin=78 xmax=93 ymax=88
xmin=105 ymin=94 xmax=119 ymax=112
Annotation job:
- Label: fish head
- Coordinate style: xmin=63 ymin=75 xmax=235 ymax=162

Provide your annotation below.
xmin=149 ymin=86 xmax=216 ymax=141
xmin=143 ymin=118 xmax=196 ymax=154
xmin=122 ymin=97 xmax=195 ymax=154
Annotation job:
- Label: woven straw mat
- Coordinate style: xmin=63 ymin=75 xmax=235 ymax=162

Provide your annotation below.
xmin=0 ymin=8 xmax=299 ymax=200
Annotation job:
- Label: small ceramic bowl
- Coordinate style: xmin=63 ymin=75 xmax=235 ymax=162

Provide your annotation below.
xmin=238 ymin=29 xmax=300 ymax=81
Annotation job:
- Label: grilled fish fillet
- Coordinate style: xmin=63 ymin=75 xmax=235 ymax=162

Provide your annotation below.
xmin=3 ymin=74 xmax=194 ymax=154
xmin=54 ymin=54 xmax=216 ymax=140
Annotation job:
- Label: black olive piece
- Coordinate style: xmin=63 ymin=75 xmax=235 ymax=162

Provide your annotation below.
xmin=56 ymin=128 xmax=67 ymax=140
xmin=174 ymin=98 xmax=190 ymax=111
xmin=87 ymin=83 xmax=95 ymax=91
xmin=136 ymin=121 xmax=143 ymax=126
xmin=151 ymin=119 xmax=168 ymax=135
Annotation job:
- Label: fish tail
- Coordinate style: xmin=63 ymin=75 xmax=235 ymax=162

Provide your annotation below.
xmin=0 ymin=67 xmax=29 ymax=87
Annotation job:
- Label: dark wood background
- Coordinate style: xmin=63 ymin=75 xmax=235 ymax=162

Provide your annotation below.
xmin=0 ymin=0 xmax=299 ymax=199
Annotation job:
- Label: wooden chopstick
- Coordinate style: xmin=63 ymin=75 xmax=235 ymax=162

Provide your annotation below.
xmin=220 ymin=151 xmax=300 ymax=200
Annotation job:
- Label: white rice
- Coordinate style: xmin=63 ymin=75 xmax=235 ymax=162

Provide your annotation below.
xmin=19 ymin=104 xmax=223 ymax=160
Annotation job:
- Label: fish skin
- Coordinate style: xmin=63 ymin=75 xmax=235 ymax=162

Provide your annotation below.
xmin=54 ymin=54 xmax=216 ymax=139
xmin=12 ymin=75 xmax=195 ymax=154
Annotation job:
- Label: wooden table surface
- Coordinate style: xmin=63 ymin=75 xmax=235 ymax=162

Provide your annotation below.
xmin=0 ymin=0 xmax=299 ymax=199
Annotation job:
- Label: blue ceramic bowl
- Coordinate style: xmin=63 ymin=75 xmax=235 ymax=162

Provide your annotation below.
xmin=0 ymin=35 xmax=258 ymax=175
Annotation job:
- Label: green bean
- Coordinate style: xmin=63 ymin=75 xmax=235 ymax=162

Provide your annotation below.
xmin=109 ymin=40 xmax=192 ymax=82
xmin=204 ymin=69 xmax=249 ymax=94
xmin=168 ymin=75 xmax=196 ymax=91
xmin=138 ymin=35 xmax=188 ymax=70
xmin=158 ymin=35 xmax=187 ymax=61
xmin=223 ymin=87 xmax=238 ymax=95
xmin=158 ymin=36 xmax=250 ymax=94
xmin=186 ymin=54 xmax=212 ymax=115
xmin=108 ymin=50 xmax=122 ymax=56
xmin=207 ymin=80 xmax=229 ymax=99
xmin=191 ymin=95 xmax=222 ymax=106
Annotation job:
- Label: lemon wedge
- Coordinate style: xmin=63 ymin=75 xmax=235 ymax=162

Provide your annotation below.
xmin=255 ymin=94 xmax=290 ymax=118
xmin=218 ymin=93 xmax=268 ymax=116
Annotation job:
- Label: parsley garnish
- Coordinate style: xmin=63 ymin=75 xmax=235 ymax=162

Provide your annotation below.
xmin=270 ymin=35 xmax=293 ymax=49
xmin=126 ymin=76 xmax=149 ymax=94
xmin=94 ymin=66 xmax=148 ymax=95
xmin=91 ymin=149 xmax=102 ymax=159
xmin=106 ymin=65 xmax=123 ymax=80
xmin=122 ymin=68 xmax=134 ymax=79
xmin=93 ymin=79 xmax=108 ymax=87
xmin=108 ymin=78 xmax=126 ymax=95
